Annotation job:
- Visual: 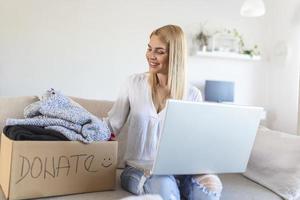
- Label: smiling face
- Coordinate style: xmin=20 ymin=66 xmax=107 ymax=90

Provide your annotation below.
xmin=101 ymin=157 xmax=112 ymax=168
xmin=146 ymin=35 xmax=169 ymax=75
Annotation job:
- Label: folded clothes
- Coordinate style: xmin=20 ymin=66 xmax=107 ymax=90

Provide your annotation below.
xmin=6 ymin=88 xmax=111 ymax=143
xmin=3 ymin=125 xmax=69 ymax=141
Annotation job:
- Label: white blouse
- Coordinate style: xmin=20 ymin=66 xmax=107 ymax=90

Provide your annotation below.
xmin=106 ymin=73 xmax=202 ymax=164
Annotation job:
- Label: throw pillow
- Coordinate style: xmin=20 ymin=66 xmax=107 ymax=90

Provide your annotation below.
xmin=244 ymin=126 xmax=300 ymax=200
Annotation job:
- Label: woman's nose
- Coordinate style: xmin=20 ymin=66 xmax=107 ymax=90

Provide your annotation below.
xmin=148 ymin=52 xmax=157 ymax=60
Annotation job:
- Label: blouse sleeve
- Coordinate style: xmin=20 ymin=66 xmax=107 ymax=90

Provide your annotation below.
xmin=105 ymin=77 xmax=131 ymax=135
xmin=190 ymin=86 xmax=203 ymax=102
xmin=194 ymin=88 xmax=203 ymax=102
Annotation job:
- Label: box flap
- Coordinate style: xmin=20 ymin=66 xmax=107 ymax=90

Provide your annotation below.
xmin=0 ymin=134 xmax=13 ymax=199
xmin=9 ymin=140 xmax=117 ymax=199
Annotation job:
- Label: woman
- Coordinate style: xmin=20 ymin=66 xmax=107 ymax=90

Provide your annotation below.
xmin=106 ymin=25 xmax=223 ymax=200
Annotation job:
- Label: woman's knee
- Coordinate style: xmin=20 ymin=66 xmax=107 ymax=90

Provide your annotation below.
xmin=120 ymin=167 xmax=180 ymax=199
xmin=192 ymin=174 xmax=223 ymax=195
xmin=144 ymin=175 xmax=180 ymax=200
xmin=120 ymin=166 xmax=145 ymax=195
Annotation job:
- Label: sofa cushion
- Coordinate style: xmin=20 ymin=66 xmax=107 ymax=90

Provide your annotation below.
xmin=244 ymin=126 xmax=300 ymax=200
xmin=220 ymin=173 xmax=282 ymax=200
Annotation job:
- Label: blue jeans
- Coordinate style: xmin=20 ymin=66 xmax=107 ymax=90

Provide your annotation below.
xmin=121 ymin=166 xmax=221 ymax=200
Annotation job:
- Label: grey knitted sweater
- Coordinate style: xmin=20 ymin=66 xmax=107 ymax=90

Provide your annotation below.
xmin=6 ymin=89 xmax=111 ymax=143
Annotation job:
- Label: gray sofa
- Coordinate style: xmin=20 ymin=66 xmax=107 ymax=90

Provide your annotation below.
xmin=0 ymin=96 xmax=284 ymax=200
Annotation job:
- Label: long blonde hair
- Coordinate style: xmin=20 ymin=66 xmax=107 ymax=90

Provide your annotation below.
xmin=148 ymin=24 xmax=187 ymax=108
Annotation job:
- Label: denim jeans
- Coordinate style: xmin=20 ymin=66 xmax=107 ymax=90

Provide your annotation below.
xmin=121 ymin=166 xmax=221 ymax=200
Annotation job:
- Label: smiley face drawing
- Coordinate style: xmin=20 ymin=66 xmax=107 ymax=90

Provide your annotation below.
xmin=101 ymin=157 xmax=113 ymax=168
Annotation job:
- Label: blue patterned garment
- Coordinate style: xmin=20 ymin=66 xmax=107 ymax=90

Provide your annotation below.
xmin=6 ymin=89 xmax=111 ymax=143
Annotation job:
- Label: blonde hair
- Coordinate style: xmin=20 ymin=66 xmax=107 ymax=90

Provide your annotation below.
xmin=149 ymin=24 xmax=187 ymax=109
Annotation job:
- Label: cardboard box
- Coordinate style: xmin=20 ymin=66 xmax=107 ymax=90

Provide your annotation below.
xmin=0 ymin=134 xmax=117 ymax=200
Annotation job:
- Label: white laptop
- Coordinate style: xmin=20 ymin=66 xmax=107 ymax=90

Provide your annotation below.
xmin=127 ymin=99 xmax=263 ymax=176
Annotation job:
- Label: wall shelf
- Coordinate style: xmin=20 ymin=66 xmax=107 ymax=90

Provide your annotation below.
xmin=196 ymin=51 xmax=261 ymax=61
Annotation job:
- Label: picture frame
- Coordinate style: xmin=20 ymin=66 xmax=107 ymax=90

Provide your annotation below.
xmin=210 ymin=33 xmax=240 ymax=53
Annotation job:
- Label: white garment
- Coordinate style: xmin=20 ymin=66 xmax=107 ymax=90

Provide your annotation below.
xmin=106 ymin=73 xmax=202 ymax=164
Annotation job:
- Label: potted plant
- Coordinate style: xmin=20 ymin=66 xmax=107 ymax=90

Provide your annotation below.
xmin=195 ymin=24 xmax=210 ymax=52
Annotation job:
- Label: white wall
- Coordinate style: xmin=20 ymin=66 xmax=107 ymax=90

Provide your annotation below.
xmin=262 ymin=0 xmax=300 ymax=134
xmin=1 ymin=0 xmax=299 ymax=134
xmin=0 ymin=0 xmax=267 ymax=106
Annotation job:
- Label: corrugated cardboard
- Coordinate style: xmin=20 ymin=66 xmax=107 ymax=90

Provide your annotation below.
xmin=0 ymin=134 xmax=117 ymax=200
